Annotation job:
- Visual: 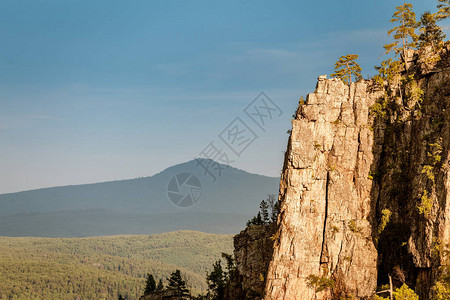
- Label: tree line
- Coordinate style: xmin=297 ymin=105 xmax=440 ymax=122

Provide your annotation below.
xmin=330 ymin=0 xmax=449 ymax=86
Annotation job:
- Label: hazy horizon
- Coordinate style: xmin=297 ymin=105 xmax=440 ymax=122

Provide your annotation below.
xmin=0 ymin=158 xmax=279 ymax=194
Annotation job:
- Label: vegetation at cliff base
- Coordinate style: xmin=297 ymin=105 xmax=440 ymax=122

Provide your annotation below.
xmin=166 ymin=269 xmax=191 ymax=298
xmin=143 ymin=273 xmax=156 ymax=295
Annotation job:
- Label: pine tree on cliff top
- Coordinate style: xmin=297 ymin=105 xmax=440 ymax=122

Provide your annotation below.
xmin=330 ymin=54 xmax=362 ymax=85
xmin=384 ymin=3 xmax=418 ymax=58
xmin=419 ymin=11 xmax=446 ymax=49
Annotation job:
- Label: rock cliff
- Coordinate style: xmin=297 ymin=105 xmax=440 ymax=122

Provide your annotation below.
xmin=264 ymin=77 xmax=380 ymax=299
xmin=230 ymin=224 xmax=276 ymax=299
xmin=261 ymin=47 xmax=450 ymax=299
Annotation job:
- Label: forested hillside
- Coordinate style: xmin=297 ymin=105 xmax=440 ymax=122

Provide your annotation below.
xmin=0 ymin=231 xmax=233 ymax=299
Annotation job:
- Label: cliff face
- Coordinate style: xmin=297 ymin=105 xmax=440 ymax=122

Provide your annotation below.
xmin=372 ymin=47 xmax=450 ymax=298
xmin=227 ymin=224 xmax=276 ymax=300
xmin=263 ymin=47 xmax=450 ymax=299
xmin=264 ymin=78 xmax=380 ymax=299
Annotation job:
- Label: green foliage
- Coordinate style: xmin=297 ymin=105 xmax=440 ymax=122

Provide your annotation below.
xmin=375 ymin=58 xmax=404 ymax=85
xmin=384 ymin=3 xmax=418 ymax=56
xmin=167 ymin=269 xmax=190 ymax=297
xmin=247 ymin=194 xmax=279 ymax=226
xmin=428 ymin=139 xmax=443 ymax=165
xmin=144 ymin=273 xmax=156 ymax=295
xmin=422 ymin=165 xmax=436 ymax=182
xmin=403 ymin=75 xmax=424 ymax=105
xmin=417 ymin=138 xmax=442 ymax=216
xmin=0 ymin=231 xmax=233 ymax=299
xmin=432 ymin=262 xmax=450 ymax=300
xmin=206 ymin=260 xmax=226 ymax=300
xmin=299 ymin=96 xmax=306 ymax=106
xmin=432 ymin=237 xmax=443 ymax=258
xmin=374 ymin=284 xmax=419 ymax=300
xmin=374 ymin=284 xmax=391 ymax=300
xmin=433 ymin=281 xmax=450 ymax=300
xmin=331 ymin=225 xmax=340 ymax=234
xmin=417 ymin=189 xmax=433 ymax=216
xmin=247 ymin=212 xmax=264 ymax=226
xmin=204 ymin=253 xmax=236 ymax=300
xmin=436 ymin=0 xmax=450 ymax=21
xmin=419 ymin=11 xmax=446 ymax=49
xmin=221 ymin=252 xmax=236 ymax=275
xmin=377 ymin=209 xmax=392 ymax=238
xmin=370 ymin=97 xmax=389 ymax=118
xmin=330 ymin=54 xmax=362 ymax=85
xmin=393 ymin=283 xmax=419 ymax=300
xmin=348 ymin=220 xmax=362 ymax=234
xmin=260 ymin=200 xmax=270 ymax=224
xmin=306 ymin=274 xmax=335 ymax=292
xmin=157 ymin=279 xmax=164 ymax=291
xmin=267 ymin=194 xmax=280 ymax=223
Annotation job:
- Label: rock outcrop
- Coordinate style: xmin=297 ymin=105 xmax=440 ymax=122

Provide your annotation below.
xmin=230 ymin=224 xmax=276 ymax=299
xmin=372 ymin=46 xmax=450 ymax=299
xmin=262 ymin=46 xmax=450 ymax=299
xmin=264 ymin=77 xmax=380 ymax=299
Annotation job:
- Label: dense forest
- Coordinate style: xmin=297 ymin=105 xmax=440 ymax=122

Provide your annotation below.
xmin=0 ymin=231 xmax=233 ymax=299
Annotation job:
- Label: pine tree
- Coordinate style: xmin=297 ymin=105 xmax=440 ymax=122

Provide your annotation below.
xmin=246 ymin=212 xmax=263 ymax=226
xmin=206 ymin=260 xmax=225 ymax=300
xmin=436 ymin=0 xmax=450 ymax=21
xmin=384 ymin=3 xmax=418 ymax=57
xmin=167 ymin=270 xmax=190 ymax=298
xmin=144 ymin=273 xmax=156 ymax=295
xmin=418 ymin=11 xmax=445 ymax=49
xmin=156 ymin=279 xmax=164 ymax=291
xmin=266 ymin=194 xmax=280 ymax=223
xmin=330 ymin=54 xmax=362 ymax=85
xmin=260 ymin=200 xmax=269 ymax=224
xmin=221 ymin=253 xmax=235 ymax=275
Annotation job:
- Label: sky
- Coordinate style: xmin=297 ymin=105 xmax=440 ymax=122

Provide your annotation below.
xmin=0 ymin=0 xmax=446 ymax=193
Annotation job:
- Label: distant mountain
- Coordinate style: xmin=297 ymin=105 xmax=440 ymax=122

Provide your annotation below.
xmin=0 ymin=159 xmax=279 ymax=237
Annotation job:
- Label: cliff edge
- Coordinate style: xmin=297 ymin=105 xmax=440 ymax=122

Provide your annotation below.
xmin=263 ymin=47 xmax=450 ymax=299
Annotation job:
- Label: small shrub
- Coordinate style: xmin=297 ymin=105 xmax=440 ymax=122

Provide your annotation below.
xmin=331 ymin=225 xmax=340 ymax=234
xmin=432 ymin=237 xmax=443 ymax=258
xmin=403 ymin=75 xmax=424 ymax=105
xmin=348 ymin=220 xmax=362 ymax=234
xmin=269 ymin=231 xmax=280 ymax=241
xmin=393 ymin=283 xmax=419 ymax=300
xmin=422 ymin=165 xmax=435 ymax=182
xmin=298 ymin=96 xmax=305 ymax=106
xmin=376 ymin=209 xmax=392 ymax=242
xmin=306 ymin=274 xmax=335 ymax=293
xmin=417 ymin=190 xmax=433 ymax=216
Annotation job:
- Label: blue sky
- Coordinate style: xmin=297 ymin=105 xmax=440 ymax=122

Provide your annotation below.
xmin=0 ymin=0 xmax=445 ymax=193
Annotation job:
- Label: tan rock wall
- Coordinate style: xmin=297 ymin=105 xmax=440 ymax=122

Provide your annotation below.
xmin=265 ymin=78 xmax=380 ymax=299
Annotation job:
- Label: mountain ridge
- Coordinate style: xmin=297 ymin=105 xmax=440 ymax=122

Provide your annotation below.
xmin=0 ymin=159 xmax=279 ymax=237
xmin=0 ymin=159 xmax=270 ymax=195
